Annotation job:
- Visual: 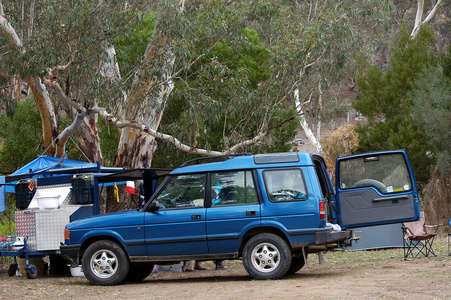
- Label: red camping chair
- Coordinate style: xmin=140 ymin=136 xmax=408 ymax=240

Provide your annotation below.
xmin=402 ymin=211 xmax=441 ymax=259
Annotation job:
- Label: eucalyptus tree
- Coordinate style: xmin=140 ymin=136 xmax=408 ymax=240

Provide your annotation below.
xmin=0 ymin=0 xmax=145 ymax=164
xmin=1 ymin=0 xmax=394 ymax=169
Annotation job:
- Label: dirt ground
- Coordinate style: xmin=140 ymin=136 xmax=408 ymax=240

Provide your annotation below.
xmin=1 ymin=243 xmax=450 ymax=300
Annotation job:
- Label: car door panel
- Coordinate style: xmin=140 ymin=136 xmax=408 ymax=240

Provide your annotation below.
xmin=336 ymin=150 xmax=420 ymax=228
xmin=144 ymin=208 xmax=207 ymax=256
xmin=206 ymin=204 xmax=260 ymax=253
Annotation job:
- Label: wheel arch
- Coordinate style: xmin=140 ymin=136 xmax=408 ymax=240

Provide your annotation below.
xmin=238 ymin=226 xmax=291 ymax=257
xmin=79 ymin=235 xmax=128 ymax=264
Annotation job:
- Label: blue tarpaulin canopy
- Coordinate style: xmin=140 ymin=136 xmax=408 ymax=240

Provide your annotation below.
xmin=0 ymin=155 xmax=98 ymax=211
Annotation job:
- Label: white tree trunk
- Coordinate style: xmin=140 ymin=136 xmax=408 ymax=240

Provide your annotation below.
xmin=295 ymin=89 xmax=322 ymax=154
xmin=411 ymin=0 xmax=444 ymax=39
xmin=316 ymin=82 xmax=322 ymax=146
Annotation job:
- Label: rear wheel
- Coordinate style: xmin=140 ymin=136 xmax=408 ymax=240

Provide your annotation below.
xmin=125 ymin=262 xmax=154 ymax=282
xmin=242 ymin=233 xmax=291 ymax=280
xmin=82 ymin=240 xmax=130 ymax=286
xmin=287 ymin=253 xmax=307 ymax=274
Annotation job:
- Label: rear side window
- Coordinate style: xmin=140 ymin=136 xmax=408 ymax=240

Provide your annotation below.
xmin=263 ymin=169 xmax=308 ymax=202
xmin=210 ymin=171 xmax=258 ymax=205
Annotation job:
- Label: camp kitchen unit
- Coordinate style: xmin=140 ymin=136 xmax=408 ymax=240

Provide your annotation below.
xmin=0 ymin=156 xmax=170 ymax=278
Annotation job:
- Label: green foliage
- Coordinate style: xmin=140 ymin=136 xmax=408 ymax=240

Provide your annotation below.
xmin=354 ymin=24 xmax=439 ymax=183
xmin=0 ymin=195 xmax=16 ymax=237
xmin=0 ymin=97 xmax=43 ymax=172
xmin=115 ymin=12 xmax=157 ymax=83
xmin=153 ymin=26 xmax=296 ymax=167
xmin=410 ymin=64 xmax=451 ymax=178
xmin=1 ymin=0 xmax=396 ymax=170
xmin=98 ymin=118 xmax=120 ymax=167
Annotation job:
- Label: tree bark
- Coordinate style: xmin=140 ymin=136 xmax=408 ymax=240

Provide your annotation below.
xmin=28 ymin=77 xmax=58 ymax=156
xmin=115 ymin=9 xmax=175 ymax=168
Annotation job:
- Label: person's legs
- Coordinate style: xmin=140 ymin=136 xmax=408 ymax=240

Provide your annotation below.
xmin=215 ymin=260 xmax=228 ymax=270
xmin=194 ymin=260 xmax=207 ymax=270
xmin=183 ymin=260 xmax=194 ymax=272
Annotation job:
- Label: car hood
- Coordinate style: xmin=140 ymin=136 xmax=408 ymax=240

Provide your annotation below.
xmin=66 ymin=210 xmax=144 ymax=230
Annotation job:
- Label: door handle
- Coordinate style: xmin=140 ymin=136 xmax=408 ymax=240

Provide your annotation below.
xmin=191 ymin=214 xmax=201 ymax=220
xmin=246 ymin=211 xmax=256 ymax=216
xmin=372 ymin=195 xmax=409 ymax=203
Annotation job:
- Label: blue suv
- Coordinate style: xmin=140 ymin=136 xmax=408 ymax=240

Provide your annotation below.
xmin=61 ymin=150 xmax=420 ymax=285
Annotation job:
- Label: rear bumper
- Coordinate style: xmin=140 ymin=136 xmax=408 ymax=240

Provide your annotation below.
xmin=60 ymin=244 xmax=81 ymax=267
xmin=315 ymin=228 xmax=352 ymax=245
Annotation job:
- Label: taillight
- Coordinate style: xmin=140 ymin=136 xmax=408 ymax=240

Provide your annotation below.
xmin=64 ymin=228 xmax=70 ymax=240
xmin=319 ymin=200 xmax=326 ymax=219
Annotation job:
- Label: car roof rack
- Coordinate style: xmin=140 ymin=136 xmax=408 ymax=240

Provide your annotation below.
xmin=179 ymin=153 xmax=252 ymax=167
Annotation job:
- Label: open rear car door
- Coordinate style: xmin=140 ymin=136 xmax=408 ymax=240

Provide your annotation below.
xmin=335 ymin=150 xmax=420 ymax=228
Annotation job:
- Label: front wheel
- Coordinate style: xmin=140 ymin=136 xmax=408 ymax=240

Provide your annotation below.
xmin=242 ymin=233 xmax=292 ymax=280
xmin=82 ymin=240 xmax=130 ymax=286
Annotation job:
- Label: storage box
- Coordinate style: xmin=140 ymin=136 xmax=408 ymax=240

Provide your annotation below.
xmin=71 ymin=174 xmax=94 ymax=204
xmin=15 ymin=206 xmax=81 ymax=251
xmin=15 ymin=179 xmax=37 ymax=210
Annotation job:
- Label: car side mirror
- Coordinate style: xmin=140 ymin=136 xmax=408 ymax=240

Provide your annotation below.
xmin=148 ymin=200 xmax=160 ymax=213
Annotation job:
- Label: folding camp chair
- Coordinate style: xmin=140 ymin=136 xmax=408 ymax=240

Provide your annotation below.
xmin=448 ymin=218 xmax=451 ymax=256
xmin=402 ymin=211 xmax=441 ymax=259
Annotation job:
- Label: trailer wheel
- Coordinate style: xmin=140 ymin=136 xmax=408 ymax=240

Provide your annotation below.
xmin=242 ymin=233 xmax=291 ymax=280
xmin=82 ymin=240 xmax=130 ymax=286
xmin=8 ymin=262 xmax=18 ymax=277
xmin=25 ymin=264 xmax=37 ymax=279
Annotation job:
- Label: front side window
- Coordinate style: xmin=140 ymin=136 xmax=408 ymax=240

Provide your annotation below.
xmin=210 ymin=171 xmax=258 ymax=205
xmin=339 ymin=153 xmax=412 ymax=193
xmin=155 ymin=174 xmax=206 ymax=209
xmin=264 ymin=169 xmax=308 ymax=202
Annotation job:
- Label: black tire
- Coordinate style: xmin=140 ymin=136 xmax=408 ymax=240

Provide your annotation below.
xmin=49 ymin=254 xmax=70 ymax=275
xmin=82 ymin=240 xmax=130 ymax=286
xmin=25 ymin=264 xmax=37 ymax=279
xmin=351 ymin=179 xmax=387 ymax=193
xmin=8 ymin=262 xmax=18 ymax=277
xmin=287 ymin=253 xmax=307 ymax=274
xmin=125 ymin=262 xmax=154 ymax=282
xmin=242 ymin=233 xmax=292 ymax=280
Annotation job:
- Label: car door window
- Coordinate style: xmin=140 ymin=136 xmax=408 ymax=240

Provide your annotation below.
xmin=155 ymin=174 xmax=206 ymax=209
xmin=210 ymin=171 xmax=257 ymax=205
xmin=339 ymin=153 xmax=412 ymax=193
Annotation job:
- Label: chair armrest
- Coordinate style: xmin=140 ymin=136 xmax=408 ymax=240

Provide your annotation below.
xmin=425 ymin=224 xmax=444 ymax=234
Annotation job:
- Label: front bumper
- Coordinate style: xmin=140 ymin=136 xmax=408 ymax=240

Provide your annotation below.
xmin=315 ymin=228 xmax=352 ymax=245
xmin=60 ymin=244 xmax=81 ymax=267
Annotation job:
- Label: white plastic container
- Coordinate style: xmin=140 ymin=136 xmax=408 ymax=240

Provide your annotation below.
xmin=70 ymin=265 xmax=84 ymax=277
xmin=37 ymin=196 xmax=60 ymax=209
